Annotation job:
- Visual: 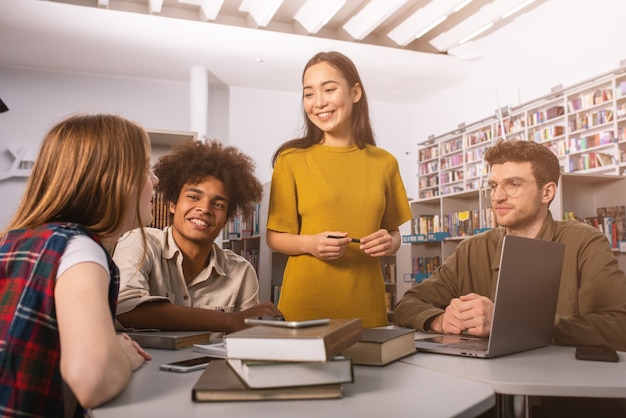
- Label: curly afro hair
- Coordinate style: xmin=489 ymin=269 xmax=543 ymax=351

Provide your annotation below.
xmin=154 ymin=139 xmax=263 ymax=220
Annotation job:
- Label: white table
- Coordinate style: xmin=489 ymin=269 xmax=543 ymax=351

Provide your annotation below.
xmin=402 ymin=344 xmax=626 ymax=417
xmin=94 ymin=348 xmax=495 ymax=418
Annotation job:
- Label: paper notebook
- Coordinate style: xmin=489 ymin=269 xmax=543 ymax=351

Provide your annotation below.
xmin=414 ymin=235 xmax=565 ymax=359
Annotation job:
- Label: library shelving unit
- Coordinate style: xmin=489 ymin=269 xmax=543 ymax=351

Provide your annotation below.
xmin=147 ymin=129 xmax=196 ymax=229
xmin=221 ymin=204 xmax=262 ymax=277
xmin=405 ymin=65 xmax=626 ymax=284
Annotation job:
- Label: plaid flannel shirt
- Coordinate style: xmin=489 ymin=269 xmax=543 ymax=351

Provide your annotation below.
xmin=0 ymin=223 xmax=118 ymax=418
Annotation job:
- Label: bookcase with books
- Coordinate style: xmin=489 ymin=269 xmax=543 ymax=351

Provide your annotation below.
xmin=221 ymin=204 xmax=262 ymax=274
xmin=147 ymin=129 xmax=196 ymax=229
xmin=404 ymin=65 xmax=626 ymax=285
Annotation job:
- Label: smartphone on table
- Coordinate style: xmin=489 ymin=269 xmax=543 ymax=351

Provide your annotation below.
xmin=575 ymin=346 xmax=619 ymax=362
xmin=244 ymin=316 xmax=330 ymax=328
xmin=159 ymin=356 xmax=214 ymax=372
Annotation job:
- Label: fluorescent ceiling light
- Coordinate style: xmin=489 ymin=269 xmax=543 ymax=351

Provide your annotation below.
xmin=239 ymin=0 xmax=284 ymax=27
xmin=502 ymin=0 xmax=536 ymax=18
xmin=294 ymin=0 xmax=346 ymax=34
xmin=178 ymin=0 xmax=224 ymax=21
xmin=343 ymin=0 xmax=408 ymax=40
xmin=458 ymin=21 xmax=493 ymax=44
xmin=430 ymin=0 xmax=536 ymax=52
xmin=387 ymin=0 xmax=474 ymax=46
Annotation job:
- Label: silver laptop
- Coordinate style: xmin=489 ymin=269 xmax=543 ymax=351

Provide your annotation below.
xmin=414 ymin=235 xmax=565 ymax=358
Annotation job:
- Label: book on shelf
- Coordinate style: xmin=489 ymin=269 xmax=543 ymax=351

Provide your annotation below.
xmin=597 ymin=205 xmax=626 ymax=246
xmin=226 ymin=355 xmax=353 ymax=389
xmin=123 ymin=330 xmax=212 ymax=350
xmin=192 ymin=359 xmax=343 ymax=402
xmin=583 ymin=216 xmax=602 ymax=231
xmin=224 ymin=318 xmax=362 ymax=362
xmin=341 ymin=327 xmax=416 ymax=366
xmin=193 ymin=341 xmax=227 ymax=358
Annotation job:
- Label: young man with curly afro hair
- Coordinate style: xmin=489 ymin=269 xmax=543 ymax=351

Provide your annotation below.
xmin=113 ymin=139 xmax=281 ymax=334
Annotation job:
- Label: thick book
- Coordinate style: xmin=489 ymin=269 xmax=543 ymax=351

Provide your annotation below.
xmin=124 ymin=330 xmax=212 ymax=350
xmin=224 ymin=318 xmax=362 ymax=362
xmin=226 ymin=355 xmax=353 ymax=389
xmin=192 ymin=359 xmax=343 ymax=402
xmin=341 ymin=327 xmax=416 ymax=366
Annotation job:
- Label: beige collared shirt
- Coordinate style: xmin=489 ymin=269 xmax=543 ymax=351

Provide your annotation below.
xmin=113 ymin=227 xmax=260 ymax=318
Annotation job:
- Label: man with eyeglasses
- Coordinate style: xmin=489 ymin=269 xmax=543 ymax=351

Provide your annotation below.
xmin=394 ymin=139 xmax=626 ymax=416
xmin=395 ymin=139 xmax=626 ymax=416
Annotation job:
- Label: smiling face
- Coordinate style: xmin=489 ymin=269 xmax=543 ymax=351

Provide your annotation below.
xmin=489 ymin=161 xmax=554 ymax=237
xmin=169 ymin=176 xmax=229 ymax=251
xmin=302 ymin=61 xmax=362 ymax=144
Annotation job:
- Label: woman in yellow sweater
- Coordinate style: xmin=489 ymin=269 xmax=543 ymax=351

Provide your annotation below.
xmin=266 ymin=51 xmax=412 ymax=328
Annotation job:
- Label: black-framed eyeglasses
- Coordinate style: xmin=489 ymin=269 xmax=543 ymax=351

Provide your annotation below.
xmin=480 ymin=179 xmax=543 ymax=198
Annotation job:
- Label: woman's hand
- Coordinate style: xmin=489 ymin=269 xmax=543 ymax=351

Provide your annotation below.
xmin=308 ymin=232 xmax=351 ymax=260
xmin=360 ymin=229 xmax=401 ymax=257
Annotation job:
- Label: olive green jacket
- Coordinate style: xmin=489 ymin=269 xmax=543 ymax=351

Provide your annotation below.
xmin=394 ymin=212 xmax=626 ymax=351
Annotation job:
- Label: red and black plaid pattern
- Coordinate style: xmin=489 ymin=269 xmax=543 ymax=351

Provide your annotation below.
xmin=0 ymin=223 xmax=119 ymax=417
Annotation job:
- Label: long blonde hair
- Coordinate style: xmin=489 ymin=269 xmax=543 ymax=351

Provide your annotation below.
xmin=4 ymin=113 xmax=151 ymax=240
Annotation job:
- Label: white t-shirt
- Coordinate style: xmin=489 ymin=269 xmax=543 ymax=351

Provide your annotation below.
xmin=57 ymin=235 xmax=109 ymax=279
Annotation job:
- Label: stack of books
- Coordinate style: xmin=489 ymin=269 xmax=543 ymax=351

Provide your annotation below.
xmin=192 ymin=318 xmax=362 ymax=402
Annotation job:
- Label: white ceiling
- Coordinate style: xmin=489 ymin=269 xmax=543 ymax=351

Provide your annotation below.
xmin=0 ymin=0 xmax=547 ymax=104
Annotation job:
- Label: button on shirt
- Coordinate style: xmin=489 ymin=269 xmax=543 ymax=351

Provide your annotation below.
xmin=113 ymin=227 xmax=260 ymax=320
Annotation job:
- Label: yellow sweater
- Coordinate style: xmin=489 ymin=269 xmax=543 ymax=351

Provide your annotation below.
xmin=267 ymin=144 xmax=412 ymax=327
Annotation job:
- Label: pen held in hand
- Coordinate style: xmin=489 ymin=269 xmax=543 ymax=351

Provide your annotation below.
xmin=327 ymin=235 xmax=361 ymax=243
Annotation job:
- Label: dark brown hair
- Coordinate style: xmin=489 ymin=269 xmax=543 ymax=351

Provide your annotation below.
xmin=154 ymin=139 xmax=262 ymax=220
xmin=484 ymin=139 xmax=561 ymax=185
xmin=271 ymin=51 xmax=375 ymax=166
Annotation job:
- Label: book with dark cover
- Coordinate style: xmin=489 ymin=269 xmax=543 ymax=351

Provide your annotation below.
xmin=341 ymin=327 xmax=416 ymax=366
xmin=124 ymin=330 xmax=212 ymax=350
xmin=224 ymin=318 xmax=362 ymax=362
xmin=226 ymin=355 xmax=353 ymax=389
xmin=192 ymin=360 xmax=343 ymax=402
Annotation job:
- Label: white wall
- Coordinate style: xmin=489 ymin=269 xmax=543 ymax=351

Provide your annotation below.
xmin=0 ymin=68 xmax=187 ymax=228
xmin=413 ymin=0 xmax=626 ymax=146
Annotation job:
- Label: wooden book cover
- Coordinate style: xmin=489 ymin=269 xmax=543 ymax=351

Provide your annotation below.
xmin=224 ymin=318 xmax=362 ymax=362
xmin=192 ymin=360 xmax=343 ymax=402
xmin=124 ymin=330 xmax=212 ymax=350
xmin=341 ymin=327 xmax=416 ymax=366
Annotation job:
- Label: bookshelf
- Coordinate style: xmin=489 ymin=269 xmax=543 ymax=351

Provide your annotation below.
xmin=221 ymin=204 xmax=262 ymax=276
xmin=147 ymin=129 xmax=196 ymax=229
xmin=404 ymin=65 xmax=626 ymax=284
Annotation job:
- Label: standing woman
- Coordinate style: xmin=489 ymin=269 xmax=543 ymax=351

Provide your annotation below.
xmin=0 ymin=114 xmax=155 ymax=417
xmin=267 ymin=51 xmax=412 ymax=328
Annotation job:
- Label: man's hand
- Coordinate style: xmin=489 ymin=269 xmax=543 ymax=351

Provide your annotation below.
xmin=432 ymin=293 xmax=494 ymax=337
xmin=231 ymin=301 xmax=282 ymax=331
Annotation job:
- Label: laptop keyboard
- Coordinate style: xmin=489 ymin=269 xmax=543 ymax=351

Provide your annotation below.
xmin=443 ymin=338 xmax=488 ymax=352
